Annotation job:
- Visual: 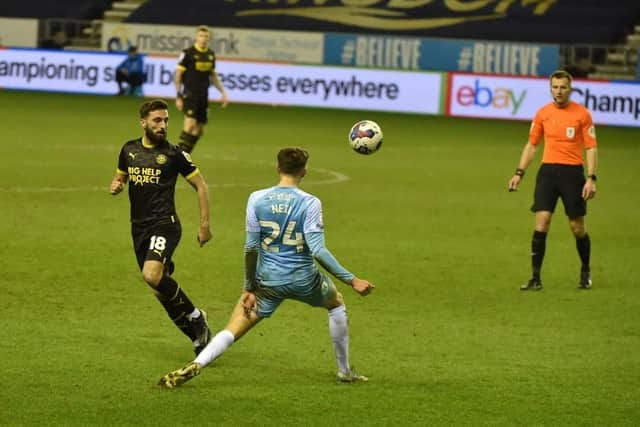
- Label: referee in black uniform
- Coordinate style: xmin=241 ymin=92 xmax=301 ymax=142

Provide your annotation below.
xmin=110 ymin=99 xmax=212 ymax=355
xmin=175 ymin=25 xmax=228 ymax=153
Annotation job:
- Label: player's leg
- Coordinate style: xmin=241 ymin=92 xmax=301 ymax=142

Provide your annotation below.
xmin=178 ymin=97 xmax=207 ymax=153
xmin=193 ymin=301 xmax=262 ymax=368
xmin=159 ymin=290 xmax=272 ymax=388
xmin=136 ymin=223 xmax=211 ymax=352
xmin=523 ymin=165 xmax=558 ymax=290
xmin=561 ymin=167 xmax=591 ymax=289
xmin=296 ymin=273 xmax=368 ymax=382
xmin=325 ymin=294 xmax=368 ymax=382
xmin=568 ymin=216 xmax=591 ymax=288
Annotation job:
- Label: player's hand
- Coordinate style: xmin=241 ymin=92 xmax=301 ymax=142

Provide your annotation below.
xmin=110 ymin=178 xmax=125 ymax=195
xmin=175 ymin=97 xmax=184 ymax=111
xmin=240 ymin=290 xmax=257 ymax=318
xmin=582 ymin=180 xmax=596 ymax=200
xmin=220 ymin=92 xmax=229 ymax=109
xmin=351 ymin=277 xmax=375 ymax=296
xmin=197 ymin=227 xmax=212 ymax=247
xmin=508 ymin=175 xmax=521 ymax=192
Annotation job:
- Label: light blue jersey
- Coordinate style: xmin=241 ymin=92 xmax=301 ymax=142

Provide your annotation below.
xmin=245 ymin=185 xmax=354 ymax=288
xmin=244 ymin=185 xmax=355 ymax=318
xmin=246 ymin=186 xmax=322 ymax=286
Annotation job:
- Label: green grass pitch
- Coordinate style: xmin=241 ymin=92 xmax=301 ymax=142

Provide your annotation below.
xmin=1 ymin=90 xmax=639 ymax=426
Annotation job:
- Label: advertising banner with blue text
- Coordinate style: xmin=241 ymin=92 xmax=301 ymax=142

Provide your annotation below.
xmin=101 ymin=22 xmax=324 ymax=64
xmin=448 ymin=73 xmax=640 ymax=127
xmin=324 ymin=33 xmax=558 ymax=77
xmin=0 ymin=48 xmax=442 ymax=115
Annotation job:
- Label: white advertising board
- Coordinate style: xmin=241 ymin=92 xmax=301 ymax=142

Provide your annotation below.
xmin=0 ymin=48 xmax=443 ymax=115
xmin=448 ymin=73 xmax=640 ymax=127
xmin=0 ymin=18 xmax=38 ymax=47
xmin=101 ymin=22 xmax=324 ymax=64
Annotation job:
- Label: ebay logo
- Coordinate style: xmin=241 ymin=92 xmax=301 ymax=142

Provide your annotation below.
xmin=455 ymin=79 xmax=527 ymax=114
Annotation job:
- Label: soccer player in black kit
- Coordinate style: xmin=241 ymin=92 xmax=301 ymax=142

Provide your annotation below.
xmin=110 ymin=99 xmax=212 ymax=355
xmin=175 ymin=25 xmax=229 ymax=153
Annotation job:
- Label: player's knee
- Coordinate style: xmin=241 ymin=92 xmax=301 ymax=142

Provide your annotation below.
xmin=535 ymin=213 xmax=552 ymax=231
xmin=193 ymin=126 xmax=204 ymax=137
xmin=569 ymin=218 xmax=586 ymax=236
xmin=325 ymin=291 xmax=344 ymax=310
xmin=141 ymin=268 xmax=162 ymax=287
xmin=183 ymin=121 xmax=197 ymax=134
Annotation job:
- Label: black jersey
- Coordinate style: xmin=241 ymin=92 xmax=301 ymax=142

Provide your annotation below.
xmin=117 ymin=138 xmax=199 ymax=225
xmin=177 ymin=45 xmax=216 ymax=97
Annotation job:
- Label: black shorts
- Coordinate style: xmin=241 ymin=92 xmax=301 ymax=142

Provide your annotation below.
xmin=182 ymin=90 xmax=209 ymax=124
xmin=531 ymin=163 xmax=586 ymax=218
xmin=131 ymin=218 xmax=182 ymax=270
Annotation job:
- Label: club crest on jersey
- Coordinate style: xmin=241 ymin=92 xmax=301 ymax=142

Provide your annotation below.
xmin=156 ymin=154 xmax=168 ymax=165
xmin=566 ymin=127 xmax=575 ymax=138
xmin=181 ymin=151 xmax=193 ymax=162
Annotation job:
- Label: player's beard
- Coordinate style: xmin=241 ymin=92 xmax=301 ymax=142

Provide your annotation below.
xmin=144 ymin=126 xmax=166 ymax=144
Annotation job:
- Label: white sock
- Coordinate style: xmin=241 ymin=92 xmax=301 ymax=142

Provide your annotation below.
xmin=328 ymin=305 xmax=350 ymax=373
xmin=186 ymin=308 xmax=201 ymax=321
xmin=194 ymin=329 xmax=235 ymax=367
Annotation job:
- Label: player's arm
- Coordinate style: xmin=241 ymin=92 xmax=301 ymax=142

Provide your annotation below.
xmin=110 ymin=169 xmax=128 ymax=195
xmin=509 ymin=112 xmax=543 ymax=192
xmin=241 ymin=218 xmax=261 ymax=317
xmin=508 ymin=142 xmax=539 ymax=192
xmin=582 ymin=115 xmax=598 ymax=200
xmin=306 ymin=232 xmax=374 ymax=296
xmin=211 ymin=70 xmax=228 ymax=108
xmin=583 ymin=146 xmax=598 ymax=200
xmin=243 ymin=232 xmax=259 ymax=291
xmin=111 ymin=147 xmax=129 ymax=195
xmin=186 ymin=171 xmax=212 ymax=246
xmin=174 ymin=66 xmax=185 ymax=110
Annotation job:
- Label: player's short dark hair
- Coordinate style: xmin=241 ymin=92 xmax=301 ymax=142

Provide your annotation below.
xmin=550 ymin=70 xmax=573 ymax=85
xmin=277 ymin=147 xmax=309 ymax=175
xmin=139 ymin=99 xmax=168 ymax=118
xmin=196 ymin=25 xmax=209 ymax=33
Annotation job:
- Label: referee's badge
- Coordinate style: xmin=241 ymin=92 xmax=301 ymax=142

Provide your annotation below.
xmin=566 ymin=127 xmax=575 ymax=138
xmin=156 ymin=154 xmax=168 ymax=165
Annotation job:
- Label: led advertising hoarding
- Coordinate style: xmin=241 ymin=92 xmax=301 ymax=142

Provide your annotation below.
xmin=0 ymin=48 xmax=443 ymax=115
xmin=448 ymin=73 xmax=640 ymax=127
xmin=324 ymin=34 xmax=559 ymax=76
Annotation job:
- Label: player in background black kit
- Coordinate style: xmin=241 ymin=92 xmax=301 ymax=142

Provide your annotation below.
xmin=175 ymin=25 xmax=228 ymax=153
xmin=110 ymin=99 xmax=212 ymax=355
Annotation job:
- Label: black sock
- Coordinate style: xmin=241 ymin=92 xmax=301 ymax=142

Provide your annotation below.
xmin=576 ymin=233 xmax=591 ymax=272
xmin=531 ymin=230 xmax=547 ymax=280
xmin=156 ymin=275 xmax=197 ymax=340
xmin=178 ymin=131 xmax=199 ymax=153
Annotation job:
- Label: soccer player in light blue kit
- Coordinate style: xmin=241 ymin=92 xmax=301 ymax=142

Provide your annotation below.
xmin=159 ymin=147 xmax=375 ymax=387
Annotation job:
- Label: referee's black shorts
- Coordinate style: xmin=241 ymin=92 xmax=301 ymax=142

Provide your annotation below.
xmin=531 ymin=163 xmax=587 ymax=218
xmin=182 ymin=90 xmax=209 ymax=124
xmin=131 ymin=218 xmax=182 ymax=270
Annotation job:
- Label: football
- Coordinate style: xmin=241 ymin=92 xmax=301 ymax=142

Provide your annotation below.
xmin=348 ymin=120 xmax=383 ymax=155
